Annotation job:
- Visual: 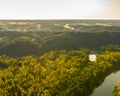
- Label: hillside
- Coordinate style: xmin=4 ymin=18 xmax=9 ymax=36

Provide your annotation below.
xmin=0 ymin=20 xmax=120 ymax=57
xmin=0 ymin=20 xmax=120 ymax=95
xmin=0 ymin=50 xmax=120 ymax=96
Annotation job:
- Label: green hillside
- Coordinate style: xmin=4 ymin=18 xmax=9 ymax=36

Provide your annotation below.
xmin=0 ymin=31 xmax=120 ymax=57
xmin=0 ymin=20 xmax=120 ymax=95
xmin=0 ymin=50 xmax=120 ymax=96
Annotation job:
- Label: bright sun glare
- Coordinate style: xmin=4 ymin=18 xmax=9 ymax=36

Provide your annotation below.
xmin=80 ymin=0 xmax=106 ymax=18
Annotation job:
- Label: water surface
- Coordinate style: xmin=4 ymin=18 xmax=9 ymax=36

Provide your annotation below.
xmin=91 ymin=71 xmax=120 ymax=96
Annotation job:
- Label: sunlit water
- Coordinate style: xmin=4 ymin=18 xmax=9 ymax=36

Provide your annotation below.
xmin=91 ymin=71 xmax=120 ymax=96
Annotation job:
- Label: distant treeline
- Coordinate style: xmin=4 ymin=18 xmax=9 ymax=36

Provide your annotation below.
xmin=0 ymin=31 xmax=120 ymax=57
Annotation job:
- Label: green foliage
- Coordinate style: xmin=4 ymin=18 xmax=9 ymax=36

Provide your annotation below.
xmin=0 ymin=50 xmax=120 ymax=95
xmin=113 ymin=83 xmax=120 ymax=96
xmin=0 ymin=31 xmax=120 ymax=57
xmin=0 ymin=20 xmax=120 ymax=57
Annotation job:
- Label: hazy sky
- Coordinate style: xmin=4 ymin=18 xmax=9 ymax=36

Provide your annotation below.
xmin=0 ymin=0 xmax=120 ymax=19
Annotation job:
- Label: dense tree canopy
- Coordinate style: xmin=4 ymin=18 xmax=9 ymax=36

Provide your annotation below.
xmin=0 ymin=50 xmax=120 ymax=96
xmin=113 ymin=83 xmax=120 ymax=96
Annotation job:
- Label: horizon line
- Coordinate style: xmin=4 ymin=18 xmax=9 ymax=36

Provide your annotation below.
xmin=0 ymin=18 xmax=120 ymax=20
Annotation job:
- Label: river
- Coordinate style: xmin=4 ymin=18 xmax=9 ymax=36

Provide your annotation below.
xmin=91 ymin=71 xmax=120 ymax=96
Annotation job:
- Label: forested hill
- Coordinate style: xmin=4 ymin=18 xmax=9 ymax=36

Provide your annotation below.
xmin=0 ymin=31 xmax=120 ymax=57
xmin=0 ymin=50 xmax=120 ymax=96
xmin=0 ymin=20 xmax=120 ymax=57
xmin=0 ymin=20 xmax=120 ymax=95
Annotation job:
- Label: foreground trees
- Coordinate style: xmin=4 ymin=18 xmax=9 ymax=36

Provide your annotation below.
xmin=113 ymin=83 xmax=120 ymax=96
xmin=0 ymin=50 xmax=120 ymax=96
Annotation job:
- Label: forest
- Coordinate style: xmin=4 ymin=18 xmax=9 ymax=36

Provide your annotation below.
xmin=0 ymin=30 xmax=120 ymax=57
xmin=0 ymin=50 xmax=120 ymax=96
xmin=0 ymin=20 xmax=120 ymax=95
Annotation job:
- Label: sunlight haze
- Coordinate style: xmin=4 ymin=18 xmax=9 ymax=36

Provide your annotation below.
xmin=0 ymin=0 xmax=120 ymax=19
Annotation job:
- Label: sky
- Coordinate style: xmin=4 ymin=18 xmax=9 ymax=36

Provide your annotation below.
xmin=0 ymin=0 xmax=120 ymax=19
